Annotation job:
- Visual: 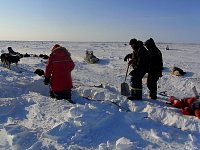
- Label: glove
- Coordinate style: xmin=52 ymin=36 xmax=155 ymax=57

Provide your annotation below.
xmin=124 ymin=54 xmax=132 ymax=62
xmin=124 ymin=56 xmax=128 ymax=62
xmin=44 ymin=77 xmax=50 ymax=85
xmin=128 ymin=59 xmax=136 ymax=66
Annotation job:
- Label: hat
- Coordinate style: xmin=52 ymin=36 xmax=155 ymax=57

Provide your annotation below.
xmin=7 ymin=47 xmax=12 ymax=50
xmin=144 ymin=38 xmax=155 ymax=47
xmin=52 ymin=44 xmax=60 ymax=51
xmin=129 ymin=39 xmax=137 ymax=45
xmin=137 ymin=40 xmax=144 ymax=46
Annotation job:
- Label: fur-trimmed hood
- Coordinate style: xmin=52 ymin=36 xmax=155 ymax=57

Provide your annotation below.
xmin=51 ymin=46 xmax=71 ymax=57
xmin=144 ymin=38 xmax=156 ymax=49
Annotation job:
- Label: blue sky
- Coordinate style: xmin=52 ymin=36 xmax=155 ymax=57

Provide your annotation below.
xmin=0 ymin=0 xmax=199 ymax=43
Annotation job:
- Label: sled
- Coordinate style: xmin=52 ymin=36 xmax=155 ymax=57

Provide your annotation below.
xmin=121 ymin=64 xmax=130 ymax=96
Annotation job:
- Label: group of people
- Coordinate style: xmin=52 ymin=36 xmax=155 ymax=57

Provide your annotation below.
xmin=124 ymin=38 xmax=163 ymax=100
xmin=43 ymin=38 xmax=163 ymax=103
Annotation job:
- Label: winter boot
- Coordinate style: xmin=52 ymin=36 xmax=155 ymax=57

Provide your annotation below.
xmin=149 ymin=91 xmax=157 ymax=100
xmin=50 ymin=90 xmax=55 ymax=98
xmin=128 ymin=88 xmax=142 ymax=100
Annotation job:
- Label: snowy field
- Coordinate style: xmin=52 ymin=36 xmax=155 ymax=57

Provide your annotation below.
xmin=0 ymin=41 xmax=200 ymax=150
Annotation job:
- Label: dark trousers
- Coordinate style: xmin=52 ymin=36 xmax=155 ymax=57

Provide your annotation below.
xmin=147 ymin=73 xmax=159 ymax=99
xmin=50 ymin=90 xmax=71 ymax=100
xmin=130 ymin=69 xmax=147 ymax=99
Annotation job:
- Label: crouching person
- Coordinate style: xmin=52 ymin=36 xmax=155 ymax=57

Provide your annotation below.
xmin=44 ymin=44 xmax=75 ymax=104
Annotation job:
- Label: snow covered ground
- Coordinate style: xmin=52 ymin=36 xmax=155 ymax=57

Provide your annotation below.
xmin=0 ymin=41 xmax=200 ymax=150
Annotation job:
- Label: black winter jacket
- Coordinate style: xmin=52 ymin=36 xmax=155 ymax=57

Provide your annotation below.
xmin=144 ymin=38 xmax=163 ymax=75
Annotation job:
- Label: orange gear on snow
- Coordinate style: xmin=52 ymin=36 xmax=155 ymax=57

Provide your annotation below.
xmin=168 ymin=96 xmax=200 ymax=119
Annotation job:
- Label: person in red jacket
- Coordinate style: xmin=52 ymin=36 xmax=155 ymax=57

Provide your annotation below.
xmin=44 ymin=44 xmax=75 ymax=103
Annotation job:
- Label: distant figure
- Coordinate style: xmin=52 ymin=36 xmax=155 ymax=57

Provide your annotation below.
xmin=166 ymin=45 xmax=169 ymax=50
xmin=44 ymin=44 xmax=75 ymax=103
xmin=7 ymin=47 xmax=18 ymax=55
xmin=144 ymin=38 xmax=163 ymax=100
xmin=124 ymin=39 xmax=149 ymax=100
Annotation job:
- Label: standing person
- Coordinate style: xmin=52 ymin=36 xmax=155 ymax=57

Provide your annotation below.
xmin=124 ymin=39 xmax=149 ymax=100
xmin=44 ymin=44 xmax=75 ymax=103
xmin=144 ymin=38 xmax=163 ymax=99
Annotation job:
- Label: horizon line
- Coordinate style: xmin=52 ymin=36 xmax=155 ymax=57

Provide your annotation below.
xmin=0 ymin=40 xmax=199 ymax=45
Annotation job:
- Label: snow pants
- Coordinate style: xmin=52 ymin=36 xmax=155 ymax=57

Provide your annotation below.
xmin=147 ymin=72 xmax=160 ymax=99
xmin=129 ymin=69 xmax=147 ymax=100
xmin=50 ymin=90 xmax=72 ymax=100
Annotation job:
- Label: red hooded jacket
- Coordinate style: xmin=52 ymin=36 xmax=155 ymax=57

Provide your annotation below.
xmin=45 ymin=46 xmax=75 ymax=92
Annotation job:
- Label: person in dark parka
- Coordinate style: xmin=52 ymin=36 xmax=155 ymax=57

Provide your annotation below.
xmin=144 ymin=38 xmax=163 ymax=99
xmin=124 ymin=39 xmax=149 ymax=100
